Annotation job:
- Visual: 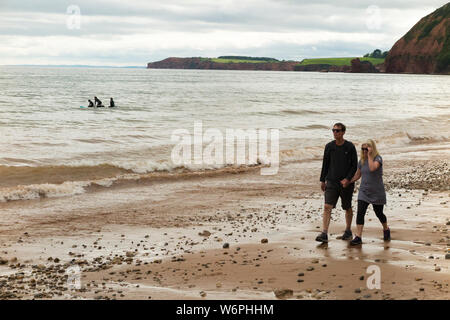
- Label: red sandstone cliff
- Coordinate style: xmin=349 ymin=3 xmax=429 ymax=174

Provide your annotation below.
xmin=385 ymin=3 xmax=450 ymax=74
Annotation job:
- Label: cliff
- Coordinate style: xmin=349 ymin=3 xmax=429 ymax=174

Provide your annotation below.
xmin=147 ymin=57 xmax=300 ymax=71
xmin=385 ymin=3 xmax=450 ymax=74
xmin=147 ymin=57 xmax=380 ymax=73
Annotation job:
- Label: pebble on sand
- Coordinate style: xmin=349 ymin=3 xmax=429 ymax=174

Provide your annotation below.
xmin=274 ymin=289 xmax=293 ymax=299
xmin=199 ymin=230 xmax=211 ymax=237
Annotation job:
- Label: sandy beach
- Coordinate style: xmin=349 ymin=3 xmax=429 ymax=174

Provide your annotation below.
xmin=1 ymin=0 xmax=450 ymax=304
xmin=0 ymin=146 xmax=448 ymax=300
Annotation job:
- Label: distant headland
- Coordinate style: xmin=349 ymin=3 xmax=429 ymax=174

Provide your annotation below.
xmin=147 ymin=54 xmax=384 ymax=73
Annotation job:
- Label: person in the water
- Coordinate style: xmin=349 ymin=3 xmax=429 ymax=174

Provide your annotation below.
xmin=109 ymin=98 xmax=115 ymax=108
xmin=87 ymin=99 xmax=94 ymax=108
xmin=94 ymin=96 xmax=104 ymax=107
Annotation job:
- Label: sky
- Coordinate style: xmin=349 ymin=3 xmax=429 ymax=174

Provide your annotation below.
xmin=0 ymin=0 xmax=447 ymax=66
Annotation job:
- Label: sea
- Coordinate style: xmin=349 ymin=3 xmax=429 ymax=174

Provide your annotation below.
xmin=0 ymin=66 xmax=449 ymax=202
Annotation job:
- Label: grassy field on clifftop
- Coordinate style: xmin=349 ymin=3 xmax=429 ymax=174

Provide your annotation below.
xmin=299 ymin=57 xmax=385 ymax=66
xmin=198 ymin=56 xmax=281 ymax=64
xmin=211 ymin=58 xmax=270 ymax=63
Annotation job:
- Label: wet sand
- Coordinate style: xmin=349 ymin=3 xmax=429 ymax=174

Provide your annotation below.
xmin=0 ymin=152 xmax=449 ymax=300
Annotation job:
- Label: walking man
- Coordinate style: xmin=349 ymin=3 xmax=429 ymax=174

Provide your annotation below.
xmin=316 ymin=123 xmax=358 ymax=243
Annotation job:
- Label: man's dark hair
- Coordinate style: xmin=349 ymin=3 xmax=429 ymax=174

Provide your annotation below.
xmin=333 ymin=122 xmax=346 ymax=132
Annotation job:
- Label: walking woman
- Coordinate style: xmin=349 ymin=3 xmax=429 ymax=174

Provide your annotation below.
xmin=349 ymin=139 xmax=390 ymax=245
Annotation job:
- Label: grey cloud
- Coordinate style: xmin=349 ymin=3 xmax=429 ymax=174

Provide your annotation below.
xmin=0 ymin=3 xmax=429 ymax=37
xmin=0 ymin=0 xmax=445 ymax=38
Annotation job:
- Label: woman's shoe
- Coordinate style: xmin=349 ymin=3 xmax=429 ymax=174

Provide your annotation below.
xmin=350 ymin=236 xmax=362 ymax=245
xmin=383 ymin=229 xmax=391 ymax=241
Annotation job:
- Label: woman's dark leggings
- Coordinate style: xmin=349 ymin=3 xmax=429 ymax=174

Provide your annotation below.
xmin=356 ymin=200 xmax=387 ymax=225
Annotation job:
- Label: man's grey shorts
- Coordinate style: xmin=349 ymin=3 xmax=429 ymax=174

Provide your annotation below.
xmin=324 ymin=181 xmax=355 ymax=210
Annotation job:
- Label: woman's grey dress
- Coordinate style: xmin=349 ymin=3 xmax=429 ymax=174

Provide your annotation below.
xmin=357 ymin=155 xmax=386 ymax=205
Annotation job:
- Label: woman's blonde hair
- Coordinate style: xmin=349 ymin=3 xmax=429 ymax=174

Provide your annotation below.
xmin=361 ymin=139 xmax=380 ymax=165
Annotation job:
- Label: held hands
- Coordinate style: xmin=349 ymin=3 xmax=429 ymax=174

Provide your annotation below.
xmin=322 ymin=179 xmax=351 ymax=190
xmin=340 ymin=178 xmax=350 ymax=188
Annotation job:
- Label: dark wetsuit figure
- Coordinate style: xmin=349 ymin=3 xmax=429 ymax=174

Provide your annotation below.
xmin=88 ymin=100 xmax=94 ymax=108
xmin=94 ymin=97 xmax=104 ymax=107
xmin=109 ymin=98 xmax=115 ymax=108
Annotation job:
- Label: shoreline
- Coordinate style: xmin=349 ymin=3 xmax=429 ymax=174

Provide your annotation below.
xmin=1 ymin=138 xmax=449 ymax=203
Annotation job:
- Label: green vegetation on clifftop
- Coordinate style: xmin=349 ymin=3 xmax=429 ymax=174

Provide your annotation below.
xmin=198 ymin=56 xmax=281 ymax=64
xmin=298 ymin=57 xmax=385 ymax=67
xmin=211 ymin=58 xmax=270 ymax=64
xmin=217 ymin=56 xmax=279 ymax=62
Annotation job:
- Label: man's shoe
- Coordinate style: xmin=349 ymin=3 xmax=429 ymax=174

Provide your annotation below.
xmin=383 ymin=229 xmax=391 ymax=241
xmin=341 ymin=229 xmax=353 ymax=240
xmin=350 ymin=236 xmax=362 ymax=246
xmin=315 ymin=232 xmax=328 ymax=243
